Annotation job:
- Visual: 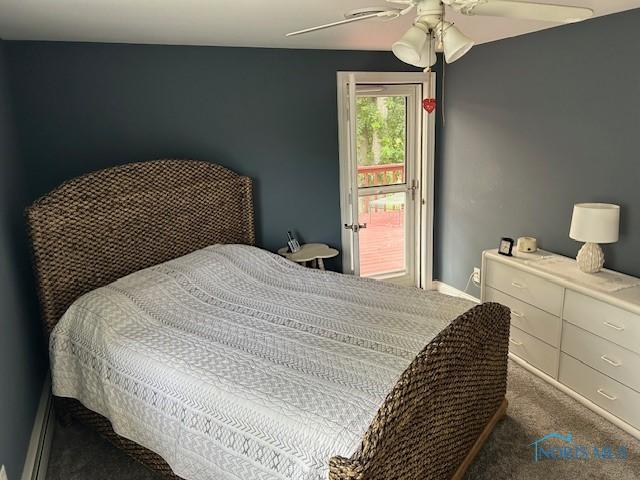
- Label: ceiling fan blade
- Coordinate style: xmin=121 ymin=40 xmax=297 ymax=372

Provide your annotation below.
xmin=286 ymin=11 xmax=396 ymax=37
xmin=465 ymin=1 xmax=593 ymax=23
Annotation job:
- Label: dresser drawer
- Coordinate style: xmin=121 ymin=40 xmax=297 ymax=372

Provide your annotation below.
xmin=485 ymin=259 xmax=564 ymax=316
xmin=485 ymin=286 xmax=561 ymax=347
xmin=563 ymin=290 xmax=640 ymax=355
xmin=561 ymin=322 xmax=640 ymax=392
xmin=509 ymin=326 xmax=558 ymax=378
xmin=559 ymin=353 xmax=640 ymax=430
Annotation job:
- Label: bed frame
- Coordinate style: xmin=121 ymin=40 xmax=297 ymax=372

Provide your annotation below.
xmin=26 ymin=159 xmax=510 ymax=480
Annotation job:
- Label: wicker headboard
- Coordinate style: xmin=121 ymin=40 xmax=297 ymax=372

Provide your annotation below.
xmin=26 ymin=159 xmax=255 ymax=333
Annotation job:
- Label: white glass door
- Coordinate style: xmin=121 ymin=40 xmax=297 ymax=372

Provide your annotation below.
xmin=343 ymin=82 xmax=422 ymax=286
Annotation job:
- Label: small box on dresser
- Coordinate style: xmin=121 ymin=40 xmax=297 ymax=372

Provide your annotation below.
xmin=481 ymin=249 xmax=640 ymax=439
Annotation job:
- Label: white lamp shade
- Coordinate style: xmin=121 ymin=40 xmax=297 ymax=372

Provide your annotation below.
xmin=441 ymin=23 xmax=474 ymax=63
xmin=410 ymin=35 xmax=437 ymax=68
xmin=392 ymin=24 xmax=427 ymax=65
xmin=569 ymin=203 xmax=620 ymax=244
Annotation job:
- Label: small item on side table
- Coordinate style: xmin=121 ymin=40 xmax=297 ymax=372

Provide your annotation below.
xmin=517 ymin=236 xmax=538 ymax=253
xmin=287 ymin=230 xmax=301 ymax=253
xmin=498 ymin=237 xmax=514 ymax=256
xmin=277 ymin=243 xmax=339 ymax=270
xmin=569 ymin=203 xmax=620 ymax=273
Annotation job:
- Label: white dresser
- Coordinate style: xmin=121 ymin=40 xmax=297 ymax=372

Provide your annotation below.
xmin=481 ymin=249 xmax=640 ymax=439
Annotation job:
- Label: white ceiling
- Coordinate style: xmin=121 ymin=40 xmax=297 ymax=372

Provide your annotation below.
xmin=0 ymin=0 xmax=639 ymax=50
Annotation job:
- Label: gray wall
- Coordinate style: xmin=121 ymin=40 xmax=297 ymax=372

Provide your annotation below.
xmin=6 ymin=42 xmax=421 ymax=266
xmin=436 ymin=9 xmax=640 ymax=296
xmin=0 ymin=39 xmax=47 ymax=479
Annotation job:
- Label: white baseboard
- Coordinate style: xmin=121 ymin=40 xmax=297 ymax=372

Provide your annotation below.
xmin=432 ymin=280 xmax=480 ymax=303
xmin=21 ymin=374 xmax=54 ymax=480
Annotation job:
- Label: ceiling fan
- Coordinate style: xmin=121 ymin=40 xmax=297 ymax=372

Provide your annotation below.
xmin=286 ymin=0 xmax=594 ymax=66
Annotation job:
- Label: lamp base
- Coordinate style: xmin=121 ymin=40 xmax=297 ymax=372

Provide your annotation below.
xmin=576 ymin=242 xmax=604 ymax=273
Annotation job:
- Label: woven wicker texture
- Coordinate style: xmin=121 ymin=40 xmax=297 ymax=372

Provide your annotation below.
xmin=329 ymin=302 xmax=510 ymax=480
xmin=26 ymin=159 xmax=255 ymax=334
xmin=27 ymin=160 xmax=509 ymax=480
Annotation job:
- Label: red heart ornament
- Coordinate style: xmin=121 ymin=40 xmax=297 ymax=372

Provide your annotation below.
xmin=422 ymin=98 xmax=436 ymax=113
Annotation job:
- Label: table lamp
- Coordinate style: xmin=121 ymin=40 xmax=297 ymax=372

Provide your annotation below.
xmin=569 ymin=203 xmax=620 ymax=273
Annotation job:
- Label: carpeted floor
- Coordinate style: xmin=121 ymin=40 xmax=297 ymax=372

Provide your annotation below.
xmin=47 ymin=360 xmax=640 ymax=480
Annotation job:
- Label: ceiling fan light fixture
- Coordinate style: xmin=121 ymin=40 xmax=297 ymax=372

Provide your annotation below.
xmin=392 ymin=23 xmax=428 ymax=65
xmin=411 ymin=33 xmax=437 ymax=68
xmin=439 ymin=22 xmax=474 ymax=63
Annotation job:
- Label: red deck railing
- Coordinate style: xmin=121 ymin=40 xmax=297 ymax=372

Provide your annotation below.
xmin=356 ymin=163 xmax=406 ymax=277
xmin=357 ymin=163 xmax=404 ymax=188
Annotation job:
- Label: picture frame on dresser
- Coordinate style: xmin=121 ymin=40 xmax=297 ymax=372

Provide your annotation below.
xmin=481 ymin=249 xmax=640 ymax=440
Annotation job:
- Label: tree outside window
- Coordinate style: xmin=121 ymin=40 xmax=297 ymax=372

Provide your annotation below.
xmin=356 ymin=96 xmax=406 ymax=167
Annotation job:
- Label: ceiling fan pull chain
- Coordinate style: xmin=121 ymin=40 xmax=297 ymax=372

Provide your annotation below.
xmin=441 ymin=57 xmax=446 ymax=126
xmin=422 ymin=67 xmax=436 ymax=114
xmin=440 ymin=1 xmax=446 ymax=125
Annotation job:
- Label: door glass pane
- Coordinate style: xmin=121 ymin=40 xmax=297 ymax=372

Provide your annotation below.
xmin=358 ymin=192 xmax=407 ymax=278
xmin=356 ymin=96 xmax=406 ymax=188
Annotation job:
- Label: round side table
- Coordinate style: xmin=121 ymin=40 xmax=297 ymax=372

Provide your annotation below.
xmin=277 ymin=243 xmax=338 ymax=270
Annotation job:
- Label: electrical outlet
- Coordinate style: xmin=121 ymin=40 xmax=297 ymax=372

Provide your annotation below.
xmin=0 ymin=465 xmax=8 ymax=480
xmin=473 ymin=267 xmax=481 ymax=284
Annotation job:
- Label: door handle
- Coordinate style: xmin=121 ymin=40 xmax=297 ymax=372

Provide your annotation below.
xmin=509 ymin=338 xmax=523 ymax=346
xmin=344 ymin=223 xmax=367 ymax=232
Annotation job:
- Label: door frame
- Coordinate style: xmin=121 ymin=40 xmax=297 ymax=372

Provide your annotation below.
xmin=336 ymin=71 xmax=435 ymax=289
xmin=348 ymin=83 xmax=421 ymax=286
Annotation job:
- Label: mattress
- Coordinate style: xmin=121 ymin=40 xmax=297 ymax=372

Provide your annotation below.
xmin=50 ymin=244 xmax=473 ymax=480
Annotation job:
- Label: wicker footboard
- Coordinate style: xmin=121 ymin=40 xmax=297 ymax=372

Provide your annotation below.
xmin=329 ymin=301 xmax=511 ymax=480
xmin=54 ymin=302 xmax=509 ymax=480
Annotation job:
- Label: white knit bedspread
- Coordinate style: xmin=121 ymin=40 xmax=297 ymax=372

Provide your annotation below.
xmin=50 ymin=244 xmax=473 ymax=480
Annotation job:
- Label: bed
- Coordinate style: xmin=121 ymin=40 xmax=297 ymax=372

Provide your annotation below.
xmin=26 ymin=159 xmax=510 ymax=480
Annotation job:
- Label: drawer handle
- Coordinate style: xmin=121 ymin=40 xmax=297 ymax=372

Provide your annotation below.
xmin=509 ymin=338 xmax=523 ymax=346
xmin=596 ymin=389 xmax=617 ymax=401
xmin=600 ymin=355 xmax=622 ymax=367
xmin=511 ymin=281 xmax=526 ymax=289
xmin=603 ymin=321 xmax=624 ymax=332
xmin=511 ymin=310 xmax=525 ymax=318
